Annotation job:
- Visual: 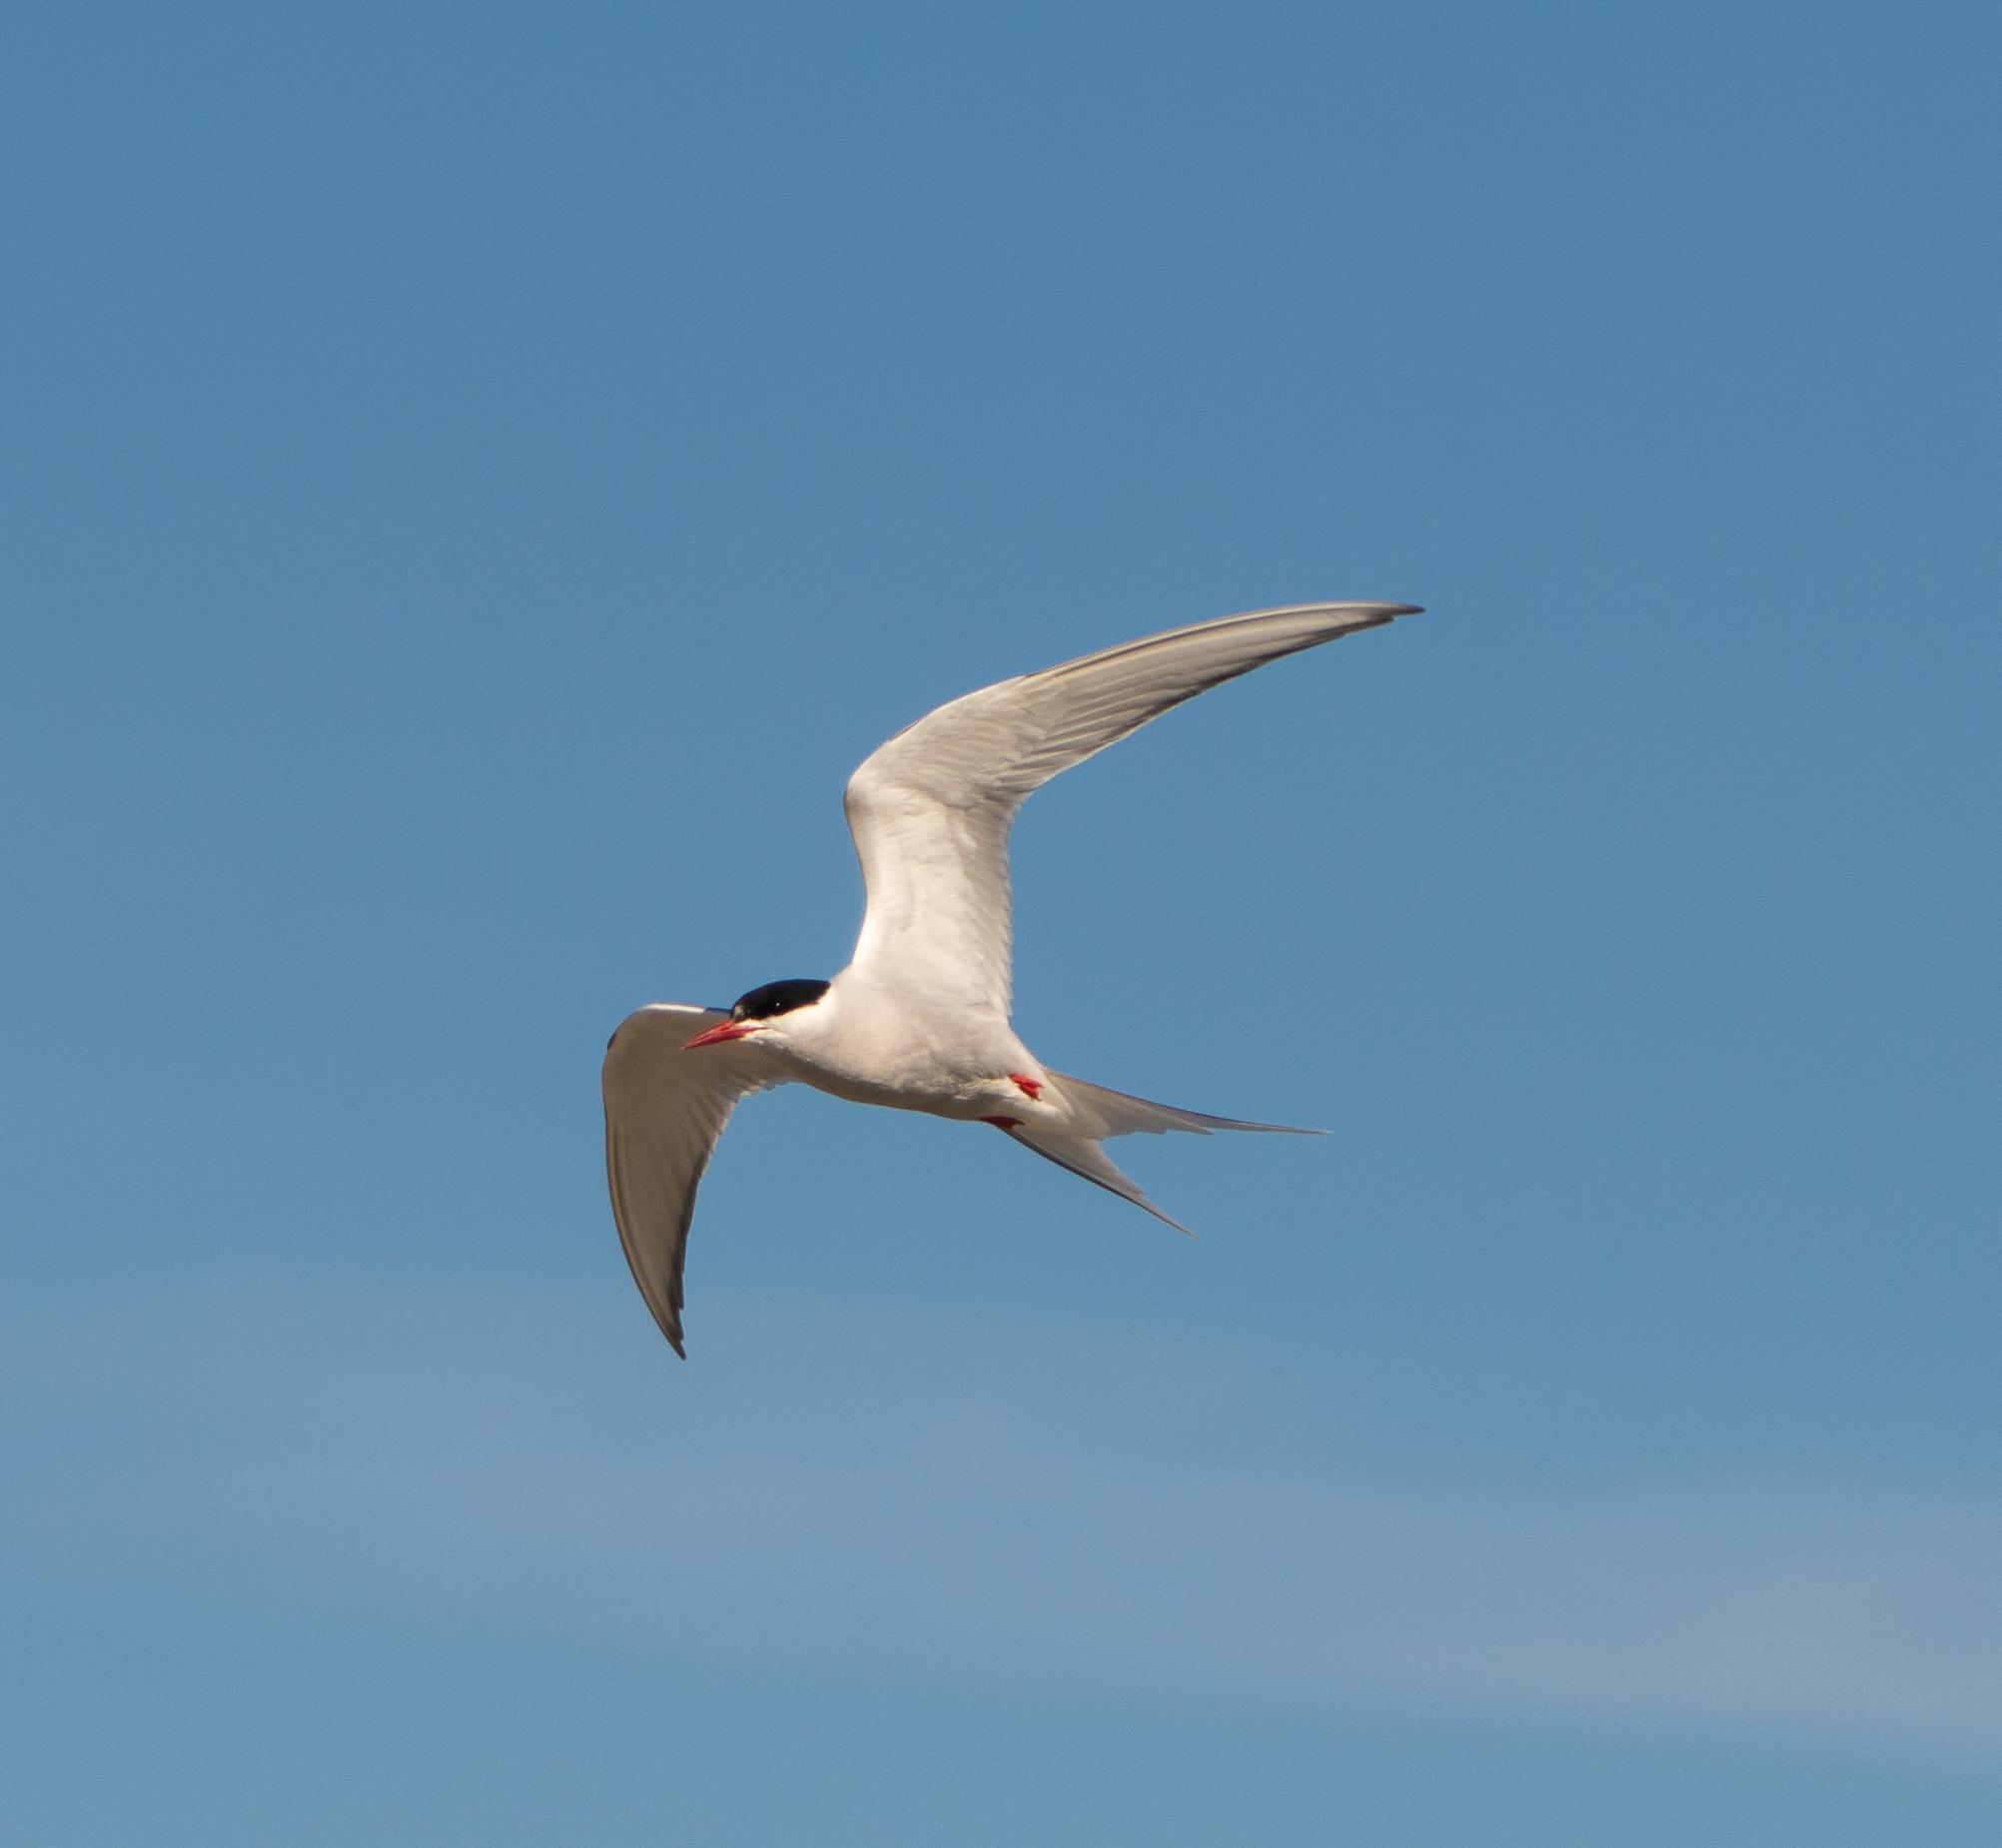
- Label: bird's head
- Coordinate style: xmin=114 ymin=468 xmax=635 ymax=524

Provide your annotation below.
xmin=683 ymin=979 xmax=831 ymax=1049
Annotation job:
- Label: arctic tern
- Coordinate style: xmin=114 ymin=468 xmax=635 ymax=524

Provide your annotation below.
xmin=603 ymin=599 xmax=1419 ymax=1355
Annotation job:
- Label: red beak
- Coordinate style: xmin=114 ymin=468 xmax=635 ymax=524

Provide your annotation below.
xmin=684 ymin=1020 xmax=755 ymax=1049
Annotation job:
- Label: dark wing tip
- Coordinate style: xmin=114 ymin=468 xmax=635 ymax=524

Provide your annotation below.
xmin=656 ymin=1301 xmax=688 ymax=1359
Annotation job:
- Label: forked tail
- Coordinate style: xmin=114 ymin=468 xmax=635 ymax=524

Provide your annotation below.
xmin=1045 ymin=1069 xmax=1324 ymax=1141
xmin=1000 ymin=1071 xmax=1325 ymax=1234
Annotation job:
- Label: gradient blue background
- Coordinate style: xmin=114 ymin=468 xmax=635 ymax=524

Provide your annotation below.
xmin=4 ymin=2 xmax=1999 ymax=1841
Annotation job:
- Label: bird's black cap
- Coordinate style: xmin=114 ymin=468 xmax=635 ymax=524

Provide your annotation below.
xmin=730 ymin=979 xmax=830 ymax=1022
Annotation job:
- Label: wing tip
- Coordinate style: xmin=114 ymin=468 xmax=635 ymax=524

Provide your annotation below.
xmin=654 ymin=1299 xmax=688 ymax=1359
xmin=646 ymin=1298 xmax=689 ymax=1360
xmin=1351 ymin=602 xmax=1422 ymax=630
xmin=1266 ymin=598 xmax=1421 ymax=624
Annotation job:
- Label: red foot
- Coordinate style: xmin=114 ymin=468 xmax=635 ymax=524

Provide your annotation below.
xmin=1008 ymin=1073 xmax=1043 ymax=1100
xmin=980 ymin=1116 xmax=1022 ymax=1130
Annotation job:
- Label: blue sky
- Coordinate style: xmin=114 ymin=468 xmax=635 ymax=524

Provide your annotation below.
xmin=3 ymin=1 xmax=1999 ymax=1841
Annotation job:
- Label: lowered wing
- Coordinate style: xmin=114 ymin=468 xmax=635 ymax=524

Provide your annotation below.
xmin=840 ymin=600 xmax=1418 ymax=1017
xmin=601 ymin=1003 xmax=788 ymax=1357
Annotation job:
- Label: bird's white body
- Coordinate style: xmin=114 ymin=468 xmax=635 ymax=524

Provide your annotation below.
xmin=603 ymin=598 xmax=1419 ymax=1354
xmin=749 ymin=978 xmax=1042 ymax=1119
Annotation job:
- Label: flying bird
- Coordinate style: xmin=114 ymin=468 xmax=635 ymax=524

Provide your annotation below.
xmin=603 ymin=599 xmax=1419 ymax=1355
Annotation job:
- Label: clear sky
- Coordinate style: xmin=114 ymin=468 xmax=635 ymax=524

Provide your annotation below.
xmin=3 ymin=2 xmax=1999 ymax=1842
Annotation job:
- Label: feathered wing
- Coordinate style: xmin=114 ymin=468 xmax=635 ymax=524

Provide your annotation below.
xmin=840 ymin=600 xmax=1419 ymax=1016
xmin=601 ymin=1004 xmax=787 ymax=1357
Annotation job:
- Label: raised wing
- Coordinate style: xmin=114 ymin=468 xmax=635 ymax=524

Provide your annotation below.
xmin=840 ymin=601 xmax=1418 ymax=1017
xmin=601 ymin=1004 xmax=787 ymax=1357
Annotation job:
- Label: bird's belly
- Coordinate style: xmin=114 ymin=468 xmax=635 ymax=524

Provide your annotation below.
xmin=802 ymin=1072 xmax=989 ymax=1120
xmin=782 ymin=1024 xmax=1039 ymax=1123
